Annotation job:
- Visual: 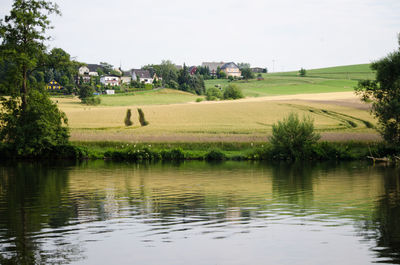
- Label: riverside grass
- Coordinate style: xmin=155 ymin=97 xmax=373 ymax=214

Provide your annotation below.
xmin=72 ymin=140 xmax=398 ymax=162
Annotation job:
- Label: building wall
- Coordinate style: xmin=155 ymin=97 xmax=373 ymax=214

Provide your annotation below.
xmin=223 ymin=67 xmax=241 ymax=77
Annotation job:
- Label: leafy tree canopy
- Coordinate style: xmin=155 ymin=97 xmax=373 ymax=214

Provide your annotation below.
xmin=355 ymin=35 xmax=400 ymax=144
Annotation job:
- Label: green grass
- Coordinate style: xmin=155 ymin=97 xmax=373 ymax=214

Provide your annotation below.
xmin=206 ymin=76 xmax=357 ymax=97
xmin=99 ymin=88 xmax=200 ymax=106
xmin=205 ymin=64 xmax=374 ymax=98
xmin=271 ymin=64 xmax=375 ymax=80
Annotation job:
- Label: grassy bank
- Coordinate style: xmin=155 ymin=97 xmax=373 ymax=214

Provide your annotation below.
xmin=72 ymin=140 xmax=398 ymax=162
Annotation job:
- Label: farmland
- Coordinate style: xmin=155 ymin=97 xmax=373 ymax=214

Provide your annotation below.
xmin=54 ymin=64 xmax=379 ymax=143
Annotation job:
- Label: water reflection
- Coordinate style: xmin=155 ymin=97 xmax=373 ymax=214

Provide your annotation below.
xmin=0 ymin=161 xmax=399 ymax=264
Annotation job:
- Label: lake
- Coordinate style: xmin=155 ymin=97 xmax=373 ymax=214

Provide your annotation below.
xmin=0 ymin=160 xmax=399 ymax=264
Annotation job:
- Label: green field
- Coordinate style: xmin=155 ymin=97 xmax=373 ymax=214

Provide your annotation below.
xmin=204 ymin=64 xmax=374 ymax=98
xmin=271 ymin=63 xmax=375 ymax=80
xmin=99 ymin=89 xmax=200 ymax=106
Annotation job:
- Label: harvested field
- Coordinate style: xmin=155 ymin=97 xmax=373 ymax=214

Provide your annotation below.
xmin=59 ymin=92 xmax=379 ymax=143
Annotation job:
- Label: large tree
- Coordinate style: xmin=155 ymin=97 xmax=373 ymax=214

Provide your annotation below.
xmin=0 ymin=0 xmax=71 ymax=156
xmin=0 ymin=0 xmax=60 ymax=109
xmin=355 ymin=35 xmax=400 ymax=145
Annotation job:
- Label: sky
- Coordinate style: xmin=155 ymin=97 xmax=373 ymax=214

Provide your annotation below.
xmin=1 ymin=0 xmax=400 ymax=71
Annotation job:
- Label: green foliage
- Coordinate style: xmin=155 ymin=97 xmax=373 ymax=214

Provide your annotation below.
xmin=223 ymin=84 xmax=244 ymax=100
xmin=0 ymin=90 xmax=69 ymax=157
xmin=241 ymin=67 xmax=254 ymax=80
xmin=205 ymin=149 xmax=227 ymax=161
xmin=206 ymin=87 xmax=223 ymax=101
xmin=81 ymin=96 xmax=101 ymax=105
xmin=299 ymin=68 xmax=307 ymax=76
xmin=78 ymin=84 xmax=100 ymax=105
xmin=196 ymin=98 xmax=204 ymax=102
xmin=124 ymin=109 xmax=133 ymax=126
xmin=218 ymin=71 xmax=227 ymax=79
xmin=137 ymin=108 xmax=149 ymax=126
xmin=0 ymin=0 xmax=60 ymax=106
xmin=355 ymin=37 xmax=400 ymax=145
xmin=160 ymin=148 xmax=185 ymax=160
xmin=269 ymin=112 xmax=320 ymax=160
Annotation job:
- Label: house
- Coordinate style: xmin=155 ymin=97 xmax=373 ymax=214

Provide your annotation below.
xmin=46 ymin=80 xmax=62 ymax=90
xmin=100 ymin=75 xmax=121 ymax=86
xmin=251 ymin=67 xmax=266 ymax=73
xmin=221 ymin=62 xmax=241 ymax=77
xmin=201 ymin=62 xmax=225 ymax=76
xmin=132 ymin=69 xmax=154 ymax=84
xmin=79 ymin=64 xmax=104 ymax=76
xmin=188 ymin=66 xmax=197 ymax=75
xmin=121 ymin=71 xmax=132 ymax=84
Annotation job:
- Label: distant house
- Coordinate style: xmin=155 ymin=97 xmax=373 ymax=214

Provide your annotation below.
xmin=46 ymin=80 xmax=62 ymax=90
xmin=121 ymin=71 xmax=132 ymax=84
xmin=188 ymin=66 xmax=197 ymax=75
xmin=100 ymin=75 xmax=120 ymax=86
xmin=221 ymin=62 xmax=241 ymax=77
xmin=251 ymin=67 xmax=265 ymax=73
xmin=132 ymin=69 xmax=154 ymax=84
xmin=79 ymin=64 xmax=104 ymax=76
xmin=201 ymin=62 xmax=225 ymax=76
xmin=77 ymin=64 xmax=105 ymax=84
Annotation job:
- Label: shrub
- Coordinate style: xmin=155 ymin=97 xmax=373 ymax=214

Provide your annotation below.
xmin=206 ymin=87 xmax=223 ymax=101
xmin=0 ymin=91 xmax=69 ymax=157
xmin=269 ymin=112 xmax=320 ymax=160
xmin=81 ymin=96 xmax=101 ymax=105
xmin=299 ymin=68 xmax=306 ymax=77
xmin=137 ymin=108 xmax=149 ymax=126
xmin=160 ymin=148 xmax=185 ymax=160
xmin=124 ymin=109 xmax=133 ymax=126
xmin=196 ymin=98 xmax=204 ymax=102
xmin=223 ymin=84 xmax=244 ymax=100
xmin=205 ymin=149 xmax=227 ymax=161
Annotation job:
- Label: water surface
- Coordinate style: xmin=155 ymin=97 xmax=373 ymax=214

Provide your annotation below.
xmin=0 ymin=161 xmax=399 ymax=264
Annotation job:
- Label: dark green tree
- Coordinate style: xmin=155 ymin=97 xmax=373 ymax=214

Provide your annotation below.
xmin=137 ymin=108 xmax=149 ymax=126
xmin=223 ymin=84 xmax=243 ymax=100
xmin=0 ymin=0 xmax=71 ymax=156
xmin=0 ymin=90 xmax=69 ymax=156
xmin=241 ymin=67 xmax=254 ymax=80
xmin=355 ymin=36 xmax=400 ymax=144
xmin=299 ymin=68 xmax=306 ymax=77
xmin=124 ymin=109 xmax=133 ymax=126
xmin=0 ymin=0 xmax=60 ymax=109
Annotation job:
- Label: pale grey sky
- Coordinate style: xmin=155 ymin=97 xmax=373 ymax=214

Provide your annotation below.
xmin=1 ymin=0 xmax=400 ymax=71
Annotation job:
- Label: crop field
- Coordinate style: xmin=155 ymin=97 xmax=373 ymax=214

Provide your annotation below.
xmin=57 ymin=94 xmax=378 ymax=142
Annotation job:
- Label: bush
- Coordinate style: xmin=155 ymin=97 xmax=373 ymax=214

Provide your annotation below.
xmin=160 ymin=148 xmax=185 ymax=161
xmin=206 ymin=87 xmax=223 ymax=101
xmin=137 ymin=108 xmax=149 ymax=126
xmin=0 ymin=91 xmax=69 ymax=157
xmin=269 ymin=112 xmax=320 ymax=160
xmin=81 ymin=96 xmax=101 ymax=105
xmin=223 ymin=84 xmax=244 ymax=100
xmin=205 ymin=149 xmax=227 ymax=161
xmin=196 ymin=98 xmax=204 ymax=102
xmin=299 ymin=68 xmax=306 ymax=77
xmin=124 ymin=109 xmax=133 ymax=126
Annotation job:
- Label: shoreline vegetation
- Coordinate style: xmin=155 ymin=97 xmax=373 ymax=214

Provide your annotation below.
xmin=1 ymin=140 xmax=399 ymax=163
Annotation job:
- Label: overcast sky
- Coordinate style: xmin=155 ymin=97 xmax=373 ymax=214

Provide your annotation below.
xmin=1 ymin=0 xmax=400 ymax=71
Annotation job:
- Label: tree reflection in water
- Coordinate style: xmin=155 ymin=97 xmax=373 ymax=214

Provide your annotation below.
xmin=0 ymin=161 xmax=83 ymax=264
